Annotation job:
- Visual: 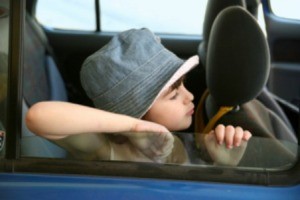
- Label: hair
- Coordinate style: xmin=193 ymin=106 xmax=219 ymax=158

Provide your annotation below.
xmin=170 ymin=75 xmax=186 ymax=90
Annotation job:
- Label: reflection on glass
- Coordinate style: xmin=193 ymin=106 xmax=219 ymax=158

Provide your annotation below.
xmin=0 ymin=0 xmax=9 ymax=158
xmin=22 ymin=126 xmax=298 ymax=170
xmin=178 ymin=133 xmax=297 ymax=169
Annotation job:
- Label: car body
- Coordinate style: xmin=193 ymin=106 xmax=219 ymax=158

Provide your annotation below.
xmin=0 ymin=0 xmax=300 ymax=199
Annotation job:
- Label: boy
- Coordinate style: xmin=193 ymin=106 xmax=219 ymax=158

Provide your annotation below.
xmin=26 ymin=28 xmax=251 ymax=164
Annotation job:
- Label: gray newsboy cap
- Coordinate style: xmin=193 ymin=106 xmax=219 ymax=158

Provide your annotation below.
xmin=81 ymin=28 xmax=198 ymax=118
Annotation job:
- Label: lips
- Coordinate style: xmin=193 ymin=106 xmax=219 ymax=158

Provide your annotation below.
xmin=186 ymin=105 xmax=195 ymax=116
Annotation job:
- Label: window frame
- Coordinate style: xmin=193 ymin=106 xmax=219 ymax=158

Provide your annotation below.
xmin=5 ymin=0 xmax=23 ymax=160
xmin=1 ymin=0 xmax=300 ymax=188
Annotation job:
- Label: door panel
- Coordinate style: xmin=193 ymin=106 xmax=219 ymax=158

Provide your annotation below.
xmin=269 ymin=63 xmax=300 ymax=104
xmin=263 ymin=0 xmax=300 ymax=106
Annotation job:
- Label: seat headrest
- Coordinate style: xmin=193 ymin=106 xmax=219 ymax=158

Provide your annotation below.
xmin=199 ymin=0 xmax=246 ymax=66
xmin=206 ymin=6 xmax=270 ymax=106
xmin=246 ymin=0 xmax=260 ymax=17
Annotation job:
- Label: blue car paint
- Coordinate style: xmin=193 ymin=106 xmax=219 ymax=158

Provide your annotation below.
xmin=1 ymin=173 xmax=299 ymax=200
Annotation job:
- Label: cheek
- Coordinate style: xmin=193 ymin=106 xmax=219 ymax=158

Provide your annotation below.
xmin=143 ymin=102 xmax=177 ymax=123
xmin=144 ymin=103 xmax=188 ymax=131
xmin=159 ymin=105 xmax=192 ymax=131
xmin=144 ymin=105 xmax=172 ymax=123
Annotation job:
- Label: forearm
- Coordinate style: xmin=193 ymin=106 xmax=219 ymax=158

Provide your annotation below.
xmin=26 ymin=101 xmax=139 ymax=140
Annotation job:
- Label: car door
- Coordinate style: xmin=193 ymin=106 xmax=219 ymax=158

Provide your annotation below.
xmin=263 ymin=0 xmax=300 ymax=107
xmin=1 ymin=1 xmax=300 ymax=199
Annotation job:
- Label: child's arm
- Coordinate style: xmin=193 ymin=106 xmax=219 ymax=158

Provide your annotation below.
xmin=26 ymin=101 xmax=162 ymax=139
xmin=25 ymin=101 xmax=173 ymax=160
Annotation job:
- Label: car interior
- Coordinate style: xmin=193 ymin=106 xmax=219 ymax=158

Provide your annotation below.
xmin=3 ymin=2 xmax=300 ymax=198
xmin=195 ymin=0 xmax=297 ymax=141
xmin=1 ymin=0 xmax=297 ymax=166
xmin=177 ymin=0 xmax=297 ymax=166
xmin=22 ymin=13 xmax=68 ymax=157
xmin=197 ymin=0 xmax=295 ymax=133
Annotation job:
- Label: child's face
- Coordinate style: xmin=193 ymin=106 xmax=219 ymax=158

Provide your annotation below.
xmin=143 ymin=83 xmax=194 ymax=131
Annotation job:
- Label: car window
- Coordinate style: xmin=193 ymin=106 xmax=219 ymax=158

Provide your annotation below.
xmin=36 ymin=0 xmax=96 ymax=31
xmin=35 ymin=0 xmax=207 ymax=35
xmin=100 ymin=0 xmax=206 ymax=35
xmin=28 ymin=0 xmax=298 ymax=168
xmin=269 ymin=0 xmax=300 ymax=20
xmin=16 ymin=0 xmax=300 ymax=187
xmin=0 ymin=1 xmax=9 ymax=159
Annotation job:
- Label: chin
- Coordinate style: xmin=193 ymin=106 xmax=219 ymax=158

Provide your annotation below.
xmin=176 ymin=121 xmax=192 ymax=131
xmin=168 ymin=118 xmax=192 ymax=131
xmin=184 ymin=118 xmax=192 ymax=129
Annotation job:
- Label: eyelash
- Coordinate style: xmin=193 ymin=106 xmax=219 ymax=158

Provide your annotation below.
xmin=170 ymin=91 xmax=179 ymax=100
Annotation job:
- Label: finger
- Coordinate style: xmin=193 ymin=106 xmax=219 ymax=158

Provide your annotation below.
xmin=243 ymin=130 xmax=252 ymax=141
xmin=158 ymin=143 xmax=174 ymax=159
xmin=233 ymin=126 xmax=244 ymax=147
xmin=225 ymin=125 xmax=235 ymax=149
xmin=152 ymin=131 xmax=172 ymax=151
xmin=151 ymin=132 xmax=173 ymax=157
xmin=151 ymin=139 xmax=173 ymax=161
xmin=135 ymin=124 xmax=168 ymax=148
xmin=152 ymin=132 xmax=165 ymax=150
xmin=160 ymin=132 xmax=174 ymax=153
xmin=143 ymin=145 xmax=156 ymax=159
xmin=215 ymin=124 xmax=225 ymax=145
xmin=134 ymin=120 xmax=168 ymax=134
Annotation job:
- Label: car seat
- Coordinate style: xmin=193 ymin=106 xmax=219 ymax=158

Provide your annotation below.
xmin=21 ymin=13 xmax=68 ymax=158
xmin=194 ymin=6 xmax=297 ymax=145
xmin=188 ymin=6 xmax=298 ymax=167
xmin=0 ymin=1 xmax=62 ymax=158
xmin=198 ymin=0 xmax=246 ymax=67
xmin=196 ymin=0 xmax=296 ymax=133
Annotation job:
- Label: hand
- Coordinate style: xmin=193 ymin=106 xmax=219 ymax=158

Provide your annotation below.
xmin=126 ymin=120 xmax=174 ymax=162
xmin=210 ymin=124 xmax=252 ymax=149
xmin=204 ymin=124 xmax=252 ymax=166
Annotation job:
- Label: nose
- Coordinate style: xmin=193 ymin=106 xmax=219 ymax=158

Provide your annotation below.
xmin=182 ymin=86 xmax=194 ymax=104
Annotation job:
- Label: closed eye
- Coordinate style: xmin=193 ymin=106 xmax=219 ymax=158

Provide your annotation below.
xmin=170 ymin=91 xmax=179 ymax=100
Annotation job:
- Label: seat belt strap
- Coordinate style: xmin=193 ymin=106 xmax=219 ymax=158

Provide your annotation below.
xmin=195 ymin=89 xmax=233 ymax=148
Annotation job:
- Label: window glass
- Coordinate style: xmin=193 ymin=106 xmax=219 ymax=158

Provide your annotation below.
xmin=0 ymin=1 xmax=9 ymax=158
xmin=100 ymin=0 xmax=207 ymax=35
xmin=36 ymin=0 xmax=207 ymax=35
xmin=35 ymin=0 xmax=96 ymax=31
xmin=257 ymin=4 xmax=267 ymax=37
xmin=270 ymin=0 xmax=300 ymax=20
